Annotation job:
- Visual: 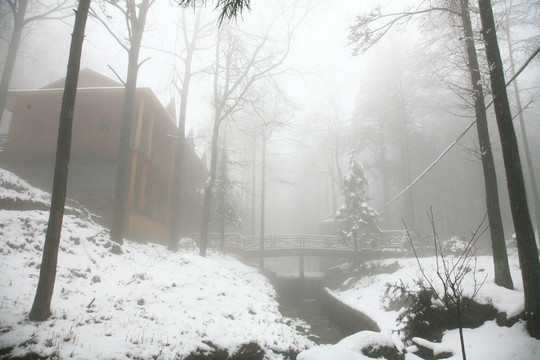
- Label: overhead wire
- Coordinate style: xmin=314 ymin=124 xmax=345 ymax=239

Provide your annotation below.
xmin=379 ymin=45 xmax=540 ymax=211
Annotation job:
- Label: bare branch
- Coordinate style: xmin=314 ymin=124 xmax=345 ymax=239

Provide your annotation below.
xmin=24 ymin=0 xmax=71 ymax=24
xmin=89 ymin=6 xmax=129 ymax=52
xmin=175 ymin=0 xmax=251 ymax=26
xmin=349 ymin=6 xmax=460 ymax=55
xmin=107 ymin=65 xmax=126 ymax=86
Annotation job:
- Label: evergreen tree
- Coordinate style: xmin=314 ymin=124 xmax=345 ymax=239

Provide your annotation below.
xmin=337 ymin=153 xmax=378 ymax=252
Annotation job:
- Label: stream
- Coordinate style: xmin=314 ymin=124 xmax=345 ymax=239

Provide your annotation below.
xmin=270 ymin=276 xmax=375 ymax=345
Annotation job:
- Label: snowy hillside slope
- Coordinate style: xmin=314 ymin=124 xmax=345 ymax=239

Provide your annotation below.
xmin=0 ymin=169 xmax=313 ymax=359
xmin=0 ymin=168 xmax=50 ymax=210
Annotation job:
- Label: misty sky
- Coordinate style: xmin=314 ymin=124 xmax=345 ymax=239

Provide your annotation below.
xmin=3 ymin=0 xmax=540 ymax=236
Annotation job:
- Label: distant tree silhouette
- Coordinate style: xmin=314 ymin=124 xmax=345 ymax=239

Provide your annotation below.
xmin=348 ymin=0 xmax=514 ymax=289
xmin=0 ymin=0 xmax=70 ymax=126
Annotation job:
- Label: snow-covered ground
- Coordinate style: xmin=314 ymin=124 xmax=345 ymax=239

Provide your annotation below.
xmin=1 ymin=167 xmax=540 ymax=360
xmin=298 ymin=252 xmax=540 ymax=359
xmin=0 ymin=169 xmax=313 ymax=359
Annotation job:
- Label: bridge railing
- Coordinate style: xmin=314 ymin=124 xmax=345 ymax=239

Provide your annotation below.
xmin=241 ymin=234 xmax=355 ymax=252
xmin=188 ymin=231 xmax=407 ymax=253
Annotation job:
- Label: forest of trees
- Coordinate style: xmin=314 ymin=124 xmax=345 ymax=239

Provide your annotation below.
xmin=0 ymin=0 xmax=539 ymax=338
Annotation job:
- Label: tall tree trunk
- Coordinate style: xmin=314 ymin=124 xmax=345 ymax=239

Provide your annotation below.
xmin=505 ymin=29 xmax=540 ymax=238
xmin=199 ymin=28 xmax=223 ymax=257
xmin=460 ymin=0 xmax=513 ymax=289
xmin=330 ymin=141 xmax=337 ymax=216
xmin=259 ymin=125 xmax=266 ymax=270
xmin=168 ymin=95 xmax=187 ymax=251
xmin=199 ymin=113 xmax=220 ymax=257
xmin=381 ymin=141 xmax=390 ymax=228
xmin=168 ymin=9 xmax=201 ymax=251
xmin=218 ymin=145 xmax=228 ymax=251
xmin=397 ymin=74 xmax=415 ymax=227
xmin=251 ymin=130 xmax=257 ymax=235
xmin=29 ymin=0 xmax=90 ymax=321
xmin=0 ymin=0 xmax=27 ymax=125
xmin=110 ymin=0 xmax=150 ymax=244
xmin=477 ymin=0 xmax=540 ymax=338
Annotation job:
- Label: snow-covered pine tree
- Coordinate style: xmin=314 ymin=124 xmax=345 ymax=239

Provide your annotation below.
xmin=336 ymin=152 xmax=379 ymax=252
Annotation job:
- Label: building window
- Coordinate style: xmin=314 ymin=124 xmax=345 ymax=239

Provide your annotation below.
xmin=99 ymin=118 xmax=112 ymax=133
xmin=33 ymin=120 xmax=43 ymax=133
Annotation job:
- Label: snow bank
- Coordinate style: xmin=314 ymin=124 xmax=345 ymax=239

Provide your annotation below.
xmin=311 ymin=255 xmax=540 ymax=359
xmin=297 ymin=331 xmax=395 ymax=360
xmin=0 ymin=170 xmax=313 ymax=359
xmin=0 ymin=168 xmax=50 ymax=205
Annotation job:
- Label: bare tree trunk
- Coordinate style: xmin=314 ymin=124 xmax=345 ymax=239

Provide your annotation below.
xmin=110 ymin=0 xmax=151 ymax=244
xmin=29 ymin=0 xmax=90 ymax=321
xmin=199 ymin=28 xmax=224 ymax=257
xmin=251 ymin=131 xmax=257 ymax=235
xmin=457 ymin=308 xmax=467 ymax=360
xmin=168 ymin=100 xmax=187 ymax=251
xmin=259 ymin=125 xmax=266 ymax=270
xmin=381 ymin=142 xmax=390 ymax=228
xmin=477 ymin=0 xmax=540 ymax=338
xmin=505 ymin=29 xmax=540 ymax=238
xmin=460 ymin=0 xmax=513 ymax=289
xmin=218 ymin=145 xmax=228 ymax=251
xmin=0 ymin=0 xmax=27 ymax=125
xmin=168 ymin=9 xmax=201 ymax=251
xmin=199 ymin=112 xmax=220 ymax=257
xmin=397 ymin=75 xmax=415 ymax=227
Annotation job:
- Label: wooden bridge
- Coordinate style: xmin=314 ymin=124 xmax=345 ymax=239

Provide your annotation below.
xmin=199 ymin=231 xmax=407 ymax=258
xmin=196 ymin=231 xmax=407 ymax=278
xmin=190 ymin=232 xmax=407 ymax=278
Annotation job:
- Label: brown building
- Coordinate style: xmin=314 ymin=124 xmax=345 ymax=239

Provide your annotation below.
xmin=1 ymin=68 xmax=208 ymax=244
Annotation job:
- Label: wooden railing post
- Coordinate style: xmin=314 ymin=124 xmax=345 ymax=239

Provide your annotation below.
xmin=299 ymin=254 xmax=304 ymax=279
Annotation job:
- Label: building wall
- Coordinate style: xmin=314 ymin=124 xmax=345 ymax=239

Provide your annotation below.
xmin=2 ymin=83 xmax=208 ymax=243
xmin=5 ymin=90 xmax=124 ymax=156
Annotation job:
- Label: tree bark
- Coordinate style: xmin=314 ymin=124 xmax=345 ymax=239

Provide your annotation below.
xmin=460 ymin=0 xmax=513 ymax=289
xmin=0 ymin=0 xmax=27 ymax=126
xmin=29 ymin=0 xmax=90 ymax=321
xmin=397 ymin=74 xmax=415 ymax=227
xmin=259 ymin=125 xmax=266 ymax=271
xmin=199 ymin=28 xmax=224 ymax=257
xmin=457 ymin=309 xmax=467 ymax=360
xmin=168 ymin=9 xmax=201 ymax=251
xmin=110 ymin=0 xmax=151 ymax=244
xmin=251 ymin=131 xmax=257 ymax=235
xmin=168 ymin=98 xmax=186 ymax=251
xmin=199 ymin=112 xmax=220 ymax=257
xmin=218 ymin=145 xmax=228 ymax=251
xmin=477 ymin=0 xmax=540 ymax=338
xmin=505 ymin=29 xmax=540 ymax=238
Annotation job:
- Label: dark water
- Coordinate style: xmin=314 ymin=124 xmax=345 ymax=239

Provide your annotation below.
xmin=271 ymin=277 xmax=347 ymax=345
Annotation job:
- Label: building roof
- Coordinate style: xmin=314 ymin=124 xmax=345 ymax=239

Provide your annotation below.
xmin=41 ymin=68 xmax=123 ymax=89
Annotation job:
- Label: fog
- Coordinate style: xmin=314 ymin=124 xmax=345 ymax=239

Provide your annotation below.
xmin=2 ymin=0 xmax=539 ymax=244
